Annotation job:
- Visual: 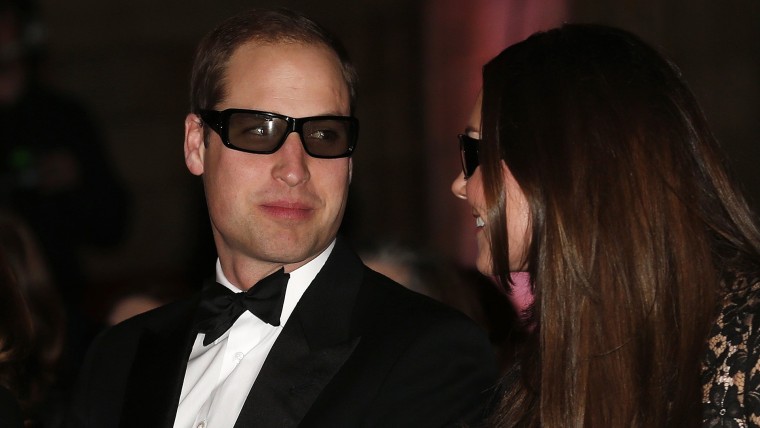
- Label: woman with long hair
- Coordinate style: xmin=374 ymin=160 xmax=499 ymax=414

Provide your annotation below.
xmin=0 ymin=213 xmax=66 ymax=426
xmin=0 ymin=236 xmax=31 ymax=427
xmin=451 ymin=24 xmax=760 ymax=426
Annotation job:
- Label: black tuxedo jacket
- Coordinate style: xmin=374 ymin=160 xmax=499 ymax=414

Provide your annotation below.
xmin=68 ymin=238 xmax=498 ymax=427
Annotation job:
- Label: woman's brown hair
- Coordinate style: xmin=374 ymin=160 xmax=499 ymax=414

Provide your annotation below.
xmin=0 ymin=240 xmax=34 ymax=398
xmin=480 ymin=24 xmax=760 ymax=426
xmin=0 ymin=213 xmax=65 ymax=423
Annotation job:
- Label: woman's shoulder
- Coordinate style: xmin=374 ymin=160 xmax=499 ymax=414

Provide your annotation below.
xmin=718 ymin=274 xmax=760 ymax=326
xmin=702 ymin=274 xmax=760 ymax=427
xmin=707 ymin=274 xmax=760 ymax=356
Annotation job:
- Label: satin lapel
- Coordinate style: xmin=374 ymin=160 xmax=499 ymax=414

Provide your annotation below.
xmin=118 ymin=299 xmax=199 ymax=428
xmin=234 ymin=320 xmax=360 ymax=427
xmin=235 ymin=238 xmax=364 ymax=427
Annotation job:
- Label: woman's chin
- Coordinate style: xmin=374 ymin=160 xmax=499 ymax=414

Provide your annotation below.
xmin=475 ymin=255 xmax=494 ymax=277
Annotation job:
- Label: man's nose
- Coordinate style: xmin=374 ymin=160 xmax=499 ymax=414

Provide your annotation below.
xmin=272 ymin=132 xmax=310 ymax=186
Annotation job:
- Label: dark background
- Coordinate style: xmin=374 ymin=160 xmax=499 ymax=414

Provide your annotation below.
xmin=30 ymin=0 xmax=760 ymax=317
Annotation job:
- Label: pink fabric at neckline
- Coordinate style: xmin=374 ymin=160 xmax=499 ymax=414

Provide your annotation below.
xmin=508 ymin=271 xmax=533 ymax=318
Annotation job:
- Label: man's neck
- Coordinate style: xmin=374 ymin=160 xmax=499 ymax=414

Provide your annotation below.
xmin=216 ymin=239 xmax=337 ymax=291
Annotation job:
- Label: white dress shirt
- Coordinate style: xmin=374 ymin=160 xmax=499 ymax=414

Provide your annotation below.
xmin=173 ymin=240 xmax=335 ymax=428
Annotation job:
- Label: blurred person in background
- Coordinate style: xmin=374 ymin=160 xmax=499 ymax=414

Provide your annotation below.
xmin=0 ymin=228 xmax=30 ymax=428
xmin=0 ymin=0 xmax=130 ymax=387
xmin=451 ymin=24 xmax=760 ymax=427
xmin=0 ymin=212 xmax=66 ymax=427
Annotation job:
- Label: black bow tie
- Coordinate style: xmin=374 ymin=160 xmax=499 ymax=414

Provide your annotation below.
xmin=194 ymin=268 xmax=290 ymax=346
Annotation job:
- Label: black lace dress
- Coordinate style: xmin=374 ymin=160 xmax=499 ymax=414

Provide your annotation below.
xmin=703 ymin=276 xmax=760 ymax=427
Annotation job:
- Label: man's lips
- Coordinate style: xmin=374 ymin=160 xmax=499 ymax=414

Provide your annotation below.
xmin=260 ymin=201 xmax=315 ymax=220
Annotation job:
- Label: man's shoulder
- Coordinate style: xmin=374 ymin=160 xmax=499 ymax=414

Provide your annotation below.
xmin=342 ymin=266 xmax=499 ymax=425
xmin=113 ymin=294 xmax=197 ymax=327
xmin=92 ymin=296 xmax=198 ymax=352
xmin=357 ymin=267 xmax=485 ymax=337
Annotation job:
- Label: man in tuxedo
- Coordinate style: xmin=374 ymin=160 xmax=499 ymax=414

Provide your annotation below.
xmin=68 ymin=8 xmax=498 ymax=427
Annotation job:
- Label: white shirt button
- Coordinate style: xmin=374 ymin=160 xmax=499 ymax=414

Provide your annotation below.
xmin=234 ymin=351 xmax=244 ymax=361
xmin=197 ymin=421 xmax=206 ymax=428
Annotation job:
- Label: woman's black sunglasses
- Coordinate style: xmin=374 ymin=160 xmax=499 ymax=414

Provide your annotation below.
xmin=458 ymin=134 xmax=480 ymax=179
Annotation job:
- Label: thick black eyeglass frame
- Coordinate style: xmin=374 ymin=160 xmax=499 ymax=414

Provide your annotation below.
xmin=199 ymin=108 xmax=359 ymax=159
xmin=458 ymin=134 xmax=480 ymax=179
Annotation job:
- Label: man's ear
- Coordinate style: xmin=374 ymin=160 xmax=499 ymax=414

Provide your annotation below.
xmin=184 ymin=113 xmax=205 ymax=176
xmin=348 ymin=158 xmax=353 ymax=184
